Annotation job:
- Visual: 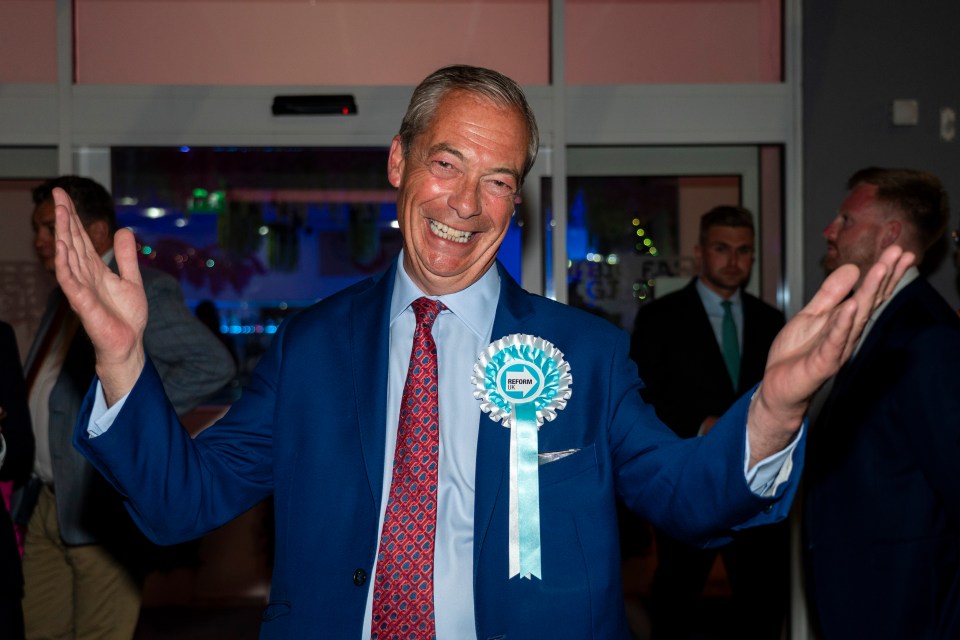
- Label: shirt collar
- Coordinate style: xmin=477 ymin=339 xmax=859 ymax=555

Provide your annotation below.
xmin=390 ymin=251 xmax=501 ymax=339
xmin=867 ymin=265 xmax=919 ymax=323
xmin=695 ymin=277 xmax=742 ymax=311
xmin=848 ymin=265 xmax=919 ymax=359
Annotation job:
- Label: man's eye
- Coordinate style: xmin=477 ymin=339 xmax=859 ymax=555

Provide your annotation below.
xmin=431 ymin=160 xmax=456 ymax=173
xmin=485 ymin=179 xmax=516 ymax=197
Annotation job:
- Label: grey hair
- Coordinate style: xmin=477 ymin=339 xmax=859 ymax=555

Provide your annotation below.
xmin=398 ymin=65 xmax=540 ymax=186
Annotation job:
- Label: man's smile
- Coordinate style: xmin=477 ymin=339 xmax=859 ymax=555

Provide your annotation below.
xmin=430 ymin=219 xmax=474 ymax=244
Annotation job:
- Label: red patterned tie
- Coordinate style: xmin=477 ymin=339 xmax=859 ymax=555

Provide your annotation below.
xmin=372 ymin=297 xmax=444 ymax=639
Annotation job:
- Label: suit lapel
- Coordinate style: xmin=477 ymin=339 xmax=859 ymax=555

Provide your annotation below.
xmin=351 ymin=261 xmax=397 ymax=512
xmin=473 ymin=264 xmax=535 ymax=571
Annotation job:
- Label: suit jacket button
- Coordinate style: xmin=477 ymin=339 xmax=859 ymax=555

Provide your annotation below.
xmin=353 ymin=569 xmax=368 ymax=586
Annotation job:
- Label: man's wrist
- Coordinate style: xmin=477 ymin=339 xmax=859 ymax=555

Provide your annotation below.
xmin=747 ymin=384 xmax=804 ymax=467
xmin=96 ymin=346 xmax=146 ymax=407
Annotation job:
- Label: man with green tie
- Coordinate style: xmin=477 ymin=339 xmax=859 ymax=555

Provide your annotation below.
xmin=629 ymin=205 xmax=788 ymax=639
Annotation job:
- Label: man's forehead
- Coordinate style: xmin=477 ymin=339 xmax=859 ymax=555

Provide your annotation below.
xmin=842 ymin=184 xmax=890 ymax=218
xmin=423 ymin=94 xmax=526 ymax=154
xmin=706 ymin=226 xmax=754 ymax=244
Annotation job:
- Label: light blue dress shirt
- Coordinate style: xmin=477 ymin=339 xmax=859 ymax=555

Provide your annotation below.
xmin=361 ymin=255 xmax=499 ymax=639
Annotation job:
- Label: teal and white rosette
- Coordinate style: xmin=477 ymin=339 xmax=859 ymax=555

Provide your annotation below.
xmin=471 ymin=334 xmax=572 ymax=580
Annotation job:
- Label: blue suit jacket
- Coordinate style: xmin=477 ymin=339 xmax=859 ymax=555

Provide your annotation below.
xmin=805 ymin=276 xmax=960 ymax=639
xmin=75 ymin=260 xmax=801 ymax=639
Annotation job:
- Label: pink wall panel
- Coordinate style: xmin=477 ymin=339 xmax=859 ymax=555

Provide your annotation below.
xmin=566 ymin=0 xmax=781 ymax=84
xmin=2 ymin=1 xmax=782 ymax=86
xmin=75 ymin=0 xmax=550 ymax=85
xmin=0 ymin=0 xmax=58 ymax=83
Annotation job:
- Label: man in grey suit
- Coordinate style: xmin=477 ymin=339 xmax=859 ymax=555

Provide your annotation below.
xmin=17 ymin=176 xmax=236 ymax=639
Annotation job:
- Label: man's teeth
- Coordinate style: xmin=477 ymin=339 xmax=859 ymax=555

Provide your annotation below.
xmin=430 ymin=221 xmax=473 ymax=243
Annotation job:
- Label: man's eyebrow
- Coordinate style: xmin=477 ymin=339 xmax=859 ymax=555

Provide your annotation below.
xmin=428 ymin=142 xmax=521 ymax=185
xmin=428 ymin=143 xmax=464 ymax=162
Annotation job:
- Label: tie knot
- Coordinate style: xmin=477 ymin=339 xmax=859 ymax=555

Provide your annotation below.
xmin=721 ymin=300 xmax=733 ymax=312
xmin=411 ymin=297 xmax=445 ymax=328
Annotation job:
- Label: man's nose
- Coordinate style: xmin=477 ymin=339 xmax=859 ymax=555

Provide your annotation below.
xmin=449 ymin=179 xmax=480 ymax=218
xmin=823 ymin=220 xmax=838 ymax=240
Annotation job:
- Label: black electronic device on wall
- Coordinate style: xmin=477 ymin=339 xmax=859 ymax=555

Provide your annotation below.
xmin=271 ymin=94 xmax=357 ymax=116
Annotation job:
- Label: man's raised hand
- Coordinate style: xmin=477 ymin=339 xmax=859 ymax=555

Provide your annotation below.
xmin=747 ymin=244 xmax=914 ymax=463
xmin=53 ymin=187 xmax=148 ymax=405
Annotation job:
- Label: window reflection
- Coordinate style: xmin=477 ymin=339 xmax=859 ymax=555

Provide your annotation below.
xmin=112 ymin=146 xmax=523 ymax=378
xmin=545 ymin=174 xmax=741 ymax=333
xmin=113 ymin=146 xmax=399 ymax=377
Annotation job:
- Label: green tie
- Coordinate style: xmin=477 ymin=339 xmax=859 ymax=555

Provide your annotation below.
xmin=721 ymin=300 xmax=740 ymax=388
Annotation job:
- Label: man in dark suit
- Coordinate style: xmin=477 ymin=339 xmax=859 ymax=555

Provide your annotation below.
xmin=630 ymin=205 xmax=788 ymax=639
xmin=805 ymin=167 xmax=960 ymax=639
xmin=0 ymin=320 xmax=35 ymax=639
xmin=52 ymin=66 xmax=908 ymax=638
xmin=17 ymin=176 xmax=236 ymax=639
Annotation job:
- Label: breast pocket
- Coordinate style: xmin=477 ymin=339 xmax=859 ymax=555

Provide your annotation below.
xmin=538 ymin=443 xmax=598 ymax=487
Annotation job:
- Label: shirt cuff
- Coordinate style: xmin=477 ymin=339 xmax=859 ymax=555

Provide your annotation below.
xmin=743 ymin=425 xmax=802 ymax=497
xmin=87 ymin=380 xmax=131 ymax=438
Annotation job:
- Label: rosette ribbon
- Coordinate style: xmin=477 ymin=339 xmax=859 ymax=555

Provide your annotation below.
xmin=471 ymin=334 xmax=572 ymax=580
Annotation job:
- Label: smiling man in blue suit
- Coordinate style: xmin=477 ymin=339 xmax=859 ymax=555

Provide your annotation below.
xmin=54 ymin=66 xmax=909 ymax=639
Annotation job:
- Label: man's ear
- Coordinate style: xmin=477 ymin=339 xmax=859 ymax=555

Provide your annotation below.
xmin=387 ymin=135 xmax=405 ymax=188
xmin=881 ymin=219 xmax=902 ymax=248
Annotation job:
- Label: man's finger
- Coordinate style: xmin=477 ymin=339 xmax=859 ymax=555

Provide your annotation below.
xmin=114 ymin=228 xmax=143 ymax=288
xmin=824 ymin=297 xmax=858 ymax=366
xmin=803 ymin=262 xmax=860 ymax=316
xmin=886 ymin=250 xmax=914 ymax=297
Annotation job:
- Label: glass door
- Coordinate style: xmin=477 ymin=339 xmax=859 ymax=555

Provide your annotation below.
xmin=544 ymin=145 xmax=783 ymax=334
